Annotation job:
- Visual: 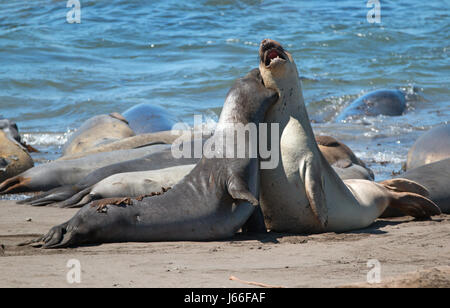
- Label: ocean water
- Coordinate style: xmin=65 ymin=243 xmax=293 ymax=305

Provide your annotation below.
xmin=0 ymin=0 xmax=449 ymax=179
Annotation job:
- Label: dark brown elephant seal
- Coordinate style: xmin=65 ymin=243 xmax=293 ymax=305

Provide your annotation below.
xmin=62 ymin=113 xmax=135 ymax=157
xmin=25 ymin=68 xmax=278 ymax=248
xmin=406 ymin=124 xmax=450 ymax=170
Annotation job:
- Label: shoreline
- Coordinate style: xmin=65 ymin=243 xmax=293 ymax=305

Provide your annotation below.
xmin=0 ymin=200 xmax=449 ymax=288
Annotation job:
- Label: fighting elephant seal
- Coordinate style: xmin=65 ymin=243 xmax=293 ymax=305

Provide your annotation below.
xmin=62 ymin=113 xmax=135 ymax=157
xmin=0 ymin=131 xmax=34 ymax=182
xmin=381 ymin=158 xmax=450 ymax=216
xmin=258 ymin=39 xmax=440 ymax=234
xmin=316 ymin=135 xmax=374 ymax=180
xmin=47 ymin=136 xmax=370 ymax=208
xmin=336 ymin=89 xmax=406 ymax=122
xmin=406 ymin=124 xmax=450 ymax=170
xmin=122 ymin=103 xmax=177 ymax=134
xmin=26 ymin=68 xmax=278 ymax=248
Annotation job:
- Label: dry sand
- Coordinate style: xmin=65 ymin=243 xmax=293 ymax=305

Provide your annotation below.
xmin=0 ymin=200 xmax=449 ymax=288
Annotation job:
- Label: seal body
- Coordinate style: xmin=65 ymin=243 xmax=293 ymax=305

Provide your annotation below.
xmin=0 ymin=144 xmax=170 ymax=194
xmin=406 ymin=124 xmax=450 ymax=170
xmin=32 ymin=69 xmax=278 ymax=248
xmin=58 ymin=130 xmax=212 ymax=161
xmin=258 ymin=39 xmax=440 ymax=234
xmin=336 ymin=89 xmax=406 ymax=121
xmin=122 ymin=103 xmax=177 ymax=134
xmin=0 ymin=130 xmax=34 ymax=182
xmin=316 ymin=135 xmax=374 ymax=180
xmin=62 ymin=113 xmax=135 ymax=157
xmin=51 ymin=164 xmax=197 ymax=208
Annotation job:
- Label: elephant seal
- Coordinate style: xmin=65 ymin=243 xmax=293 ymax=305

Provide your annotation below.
xmin=406 ymin=124 xmax=450 ymax=170
xmin=0 ymin=144 xmax=170 ymax=194
xmin=62 ymin=113 xmax=135 ymax=157
xmin=0 ymin=130 xmax=34 ymax=182
xmin=122 ymin=103 xmax=177 ymax=134
xmin=381 ymin=158 xmax=450 ymax=216
xmin=27 ymin=68 xmax=278 ymax=248
xmin=0 ymin=118 xmax=37 ymax=153
xmin=20 ymin=143 xmax=201 ymax=207
xmin=57 ymin=164 xmax=196 ymax=208
xmin=316 ymin=135 xmax=374 ymax=180
xmin=58 ymin=130 xmax=213 ymax=161
xmin=336 ymin=89 xmax=406 ymax=122
xmin=258 ymin=39 xmax=440 ymax=233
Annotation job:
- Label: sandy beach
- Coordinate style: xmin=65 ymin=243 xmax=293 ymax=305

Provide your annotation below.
xmin=0 ymin=200 xmax=448 ymax=288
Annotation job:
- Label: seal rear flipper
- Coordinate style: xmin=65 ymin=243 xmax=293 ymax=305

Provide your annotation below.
xmin=380 ymin=178 xmax=430 ymax=198
xmin=388 ymin=192 xmax=441 ymax=218
xmin=302 ymin=159 xmax=328 ymax=228
xmin=381 ymin=178 xmax=441 ymax=218
xmin=25 ymin=185 xmax=80 ymax=207
xmin=58 ymin=187 xmax=93 ymax=208
xmin=0 ymin=176 xmax=31 ymax=194
xmin=226 ymin=174 xmax=258 ymax=206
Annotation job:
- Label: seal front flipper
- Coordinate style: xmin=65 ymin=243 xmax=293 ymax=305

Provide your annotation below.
xmin=300 ymin=157 xmax=328 ymax=228
xmin=227 ymin=173 xmax=258 ymax=206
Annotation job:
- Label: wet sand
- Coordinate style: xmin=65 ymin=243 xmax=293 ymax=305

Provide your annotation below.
xmin=0 ymin=200 xmax=449 ymax=288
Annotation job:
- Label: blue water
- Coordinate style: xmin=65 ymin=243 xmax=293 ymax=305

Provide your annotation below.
xmin=0 ymin=0 xmax=449 ymax=179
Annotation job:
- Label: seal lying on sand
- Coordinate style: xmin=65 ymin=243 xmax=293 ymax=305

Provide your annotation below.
xmin=316 ymin=135 xmax=374 ymax=180
xmin=258 ymin=39 xmax=440 ymax=234
xmin=122 ymin=103 xmax=177 ymax=134
xmin=0 ymin=144 xmax=170 ymax=194
xmin=58 ymin=130 xmax=213 ymax=161
xmin=336 ymin=89 xmax=406 ymax=122
xmin=381 ymin=158 xmax=450 ymax=217
xmin=406 ymin=124 xmax=450 ymax=170
xmin=46 ymin=164 xmax=196 ymax=208
xmin=19 ymin=147 xmax=200 ymax=207
xmin=0 ymin=131 xmax=34 ymax=183
xmin=26 ymin=68 xmax=278 ymax=248
xmin=62 ymin=113 xmax=135 ymax=157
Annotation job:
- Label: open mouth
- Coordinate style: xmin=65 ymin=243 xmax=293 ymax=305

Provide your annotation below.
xmin=260 ymin=40 xmax=287 ymax=67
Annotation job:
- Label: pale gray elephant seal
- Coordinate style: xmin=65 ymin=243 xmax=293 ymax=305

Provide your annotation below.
xmin=62 ymin=113 xmax=135 ymax=157
xmin=336 ymin=89 xmax=406 ymax=122
xmin=381 ymin=158 xmax=450 ymax=217
xmin=56 ymin=164 xmax=196 ymax=208
xmin=27 ymin=68 xmax=278 ymax=248
xmin=316 ymin=135 xmax=374 ymax=180
xmin=122 ymin=103 xmax=177 ymax=134
xmin=258 ymin=39 xmax=440 ymax=234
xmin=406 ymin=124 xmax=450 ymax=170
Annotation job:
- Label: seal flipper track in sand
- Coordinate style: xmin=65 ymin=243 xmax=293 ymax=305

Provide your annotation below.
xmin=380 ymin=178 xmax=441 ymax=218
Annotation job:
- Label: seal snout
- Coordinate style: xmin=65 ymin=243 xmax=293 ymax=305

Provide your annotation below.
xmin=259 ymin=39 xmax=287 ymax=67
